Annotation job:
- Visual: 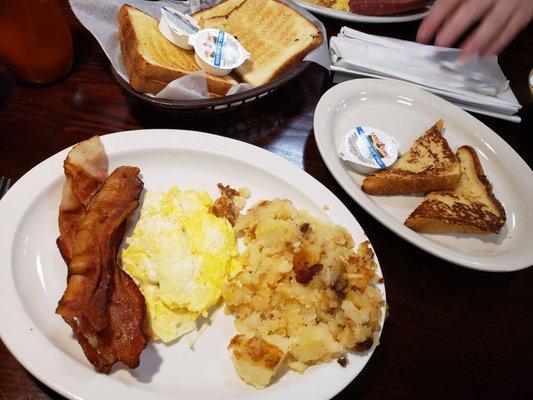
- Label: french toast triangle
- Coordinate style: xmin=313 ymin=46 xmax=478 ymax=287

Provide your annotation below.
xmin=405 ymin=146 xmax=506 ymax=234
xmin=362 ymin=120 xmax=461 ymax=195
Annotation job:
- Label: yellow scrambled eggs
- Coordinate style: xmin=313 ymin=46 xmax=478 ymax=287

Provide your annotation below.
xmin=121 ymin=186 xmax=241 ymax=343
xmin=331 ymin=0 xmax=349 ymax=11
xmin=308 ymin=0 xmax=349 ymax=11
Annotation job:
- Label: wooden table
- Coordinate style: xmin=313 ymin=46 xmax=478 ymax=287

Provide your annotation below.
xmin=1 ymin=2 xmax=532 ymax=399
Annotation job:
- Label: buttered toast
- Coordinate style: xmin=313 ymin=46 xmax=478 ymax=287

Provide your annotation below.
xmin=362 ymin=120 xmax=461 ymax=195
xmin=193 ymin=0 xmax=323 ymax=87
xmin=118 ymin=5 xmax=236 ymax=96
xmin=405 ymin=146 xmax=506 ymax=234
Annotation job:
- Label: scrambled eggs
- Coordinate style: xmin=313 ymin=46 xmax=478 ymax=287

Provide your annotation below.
xmin=331 ymin=0 xmax=349 ymax=11
xmin=308 ymin=0 xmax=349 ymax=12
xmin=121 ymin=186 xmax=241 ymax=343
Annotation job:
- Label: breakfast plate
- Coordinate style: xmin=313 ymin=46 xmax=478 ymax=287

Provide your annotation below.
xmin=294 ymin=1 xmax=430 ymax=23
xmin=0 ymin=130 xmax=386 ymax=400
xmin=314 ymin=79 xmax=533 ymax=272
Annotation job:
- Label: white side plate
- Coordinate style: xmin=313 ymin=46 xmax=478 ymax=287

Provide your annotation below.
xmin=0 ymin=130 xmax=386 ymax=400
xmin=295 ymin=1 xmax=430 ymax=23
xmin=314 ymin=79 xmax=533 ymax=272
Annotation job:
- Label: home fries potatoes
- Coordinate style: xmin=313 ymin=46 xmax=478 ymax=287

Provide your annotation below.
xmin=223 ymin=199 xmax=383 ymax=388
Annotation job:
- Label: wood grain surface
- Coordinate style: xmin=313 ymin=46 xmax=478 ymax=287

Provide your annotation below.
xmin=1 ymin=1 xmax=532 ymax=399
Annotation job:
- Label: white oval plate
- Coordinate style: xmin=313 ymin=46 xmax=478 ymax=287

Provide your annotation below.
xmin=0 ymin=130 xmax=386 ymax=400
xmin=314 ymin=79 xmax=533 ymax=272
xmin=294 ymin=1 xmax=430 ymax=23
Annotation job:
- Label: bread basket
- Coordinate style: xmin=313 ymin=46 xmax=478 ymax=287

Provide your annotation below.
xmin=112 ymin=61 xmax=311 ymax=116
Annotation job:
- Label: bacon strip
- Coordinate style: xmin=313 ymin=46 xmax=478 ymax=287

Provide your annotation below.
xmin=57 ymin=136 xmax=108 ymax=263
xmin=56 ymin=137 xmax=148 ymax=373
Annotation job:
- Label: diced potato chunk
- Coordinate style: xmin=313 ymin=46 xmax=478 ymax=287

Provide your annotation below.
xmin=228 ymin=334 xmax=285 ymax=389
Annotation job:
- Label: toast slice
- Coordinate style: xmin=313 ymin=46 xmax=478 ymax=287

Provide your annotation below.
xmin=362 ymin=120 xmax=461 ymax=195
xmin=118 ymin=5 xmax=237 ymax=96
xmin=405 ymin=146 xmax=506 ymax=234
xmin=193 ymin=0 xmax=323 ymax=87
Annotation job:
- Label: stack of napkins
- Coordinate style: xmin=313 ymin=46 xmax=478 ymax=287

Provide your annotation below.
xmin=330 ymin=27 xmax=522 ymax=123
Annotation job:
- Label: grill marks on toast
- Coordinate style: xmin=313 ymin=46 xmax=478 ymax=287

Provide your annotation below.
xmin=193 ymin=0 xmax=323 ymax=87
xmin=362 ymin=120 xmax=461 ymax=195
xmin=405 ymin=146 xmax=506 ymax=234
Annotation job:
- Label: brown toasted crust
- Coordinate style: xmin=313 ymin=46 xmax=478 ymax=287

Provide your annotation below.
xmin=119 ymin=5 xmax=188 ymax=90
xmin=193 ymin=0 xmax=323 ymax=86
xmin=120 ymin=70 xmax=226 ymax=98
xmin=118 ymin=5 xmax=236 ymax=96
xmin=404 ymin=146 xmax=506 ymax=234
xmin=362 ymin=172 xmax=459 ymax=195
xmin=362 ymin=120 xmax=460 ymax=195
xmin=125 ymin=75 xmax=168 ymax=96
xmin=459 ymin=145 xmax=506 ymax=222
xmin=404 ymin=199 xmax=504 ymax=234
xmin=127 ymin=69 xmax=235 ymax=97
xmin=404 ymin=216 xmax=492 ymax=234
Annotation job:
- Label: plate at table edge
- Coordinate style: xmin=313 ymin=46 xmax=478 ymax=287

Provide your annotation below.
xmin=294 ymin=0 xmax=430 ymax=23
xmin=0 ymin=129 xmax=386 ymax=400
xmin=313 ymin=78 xmax=533 ymax=272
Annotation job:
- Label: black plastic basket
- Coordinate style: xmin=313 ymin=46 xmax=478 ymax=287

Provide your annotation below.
xmin=112 ymin=61 xmax=311 ymax=116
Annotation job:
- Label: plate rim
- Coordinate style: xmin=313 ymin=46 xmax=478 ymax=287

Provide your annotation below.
xmin=0 ymin=129 xmax=386 ymax=400
xmin=313 ymin=78 xmax=533 ymax=272
xmin=294 ymin=0 xmax=430 ymax=23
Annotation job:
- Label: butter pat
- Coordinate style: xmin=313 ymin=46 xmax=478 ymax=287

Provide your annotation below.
xmin=159 ymin=6 xmax=199 ymax=50
xmin=338 ymin=126 xmax=398 ymax=174
xmin=188 ymin=29 xmax=250 ymax=77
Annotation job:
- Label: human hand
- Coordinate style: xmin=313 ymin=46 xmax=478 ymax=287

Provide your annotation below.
xmin=417 ymin=0 xmax=533 ymax=59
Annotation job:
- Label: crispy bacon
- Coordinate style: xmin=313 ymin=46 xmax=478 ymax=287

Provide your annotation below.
xmin=57 ymin=136 xmax=108 ymax=263
xmin=56 ymin=137 xmax=148 ymax=373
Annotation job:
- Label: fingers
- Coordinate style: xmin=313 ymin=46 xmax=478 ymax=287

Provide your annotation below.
xmin=416 ymin=0 xmax=462 ymax=43
xmin=417 ymin=0 xmax=533 ymax=59
xmin=483 ymin=11 xmax=528 ymax=55
xmin=434 ymin=0 xmax=494 ymax=47
xmin=460 ymin=0 xmax=516 ymax=59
